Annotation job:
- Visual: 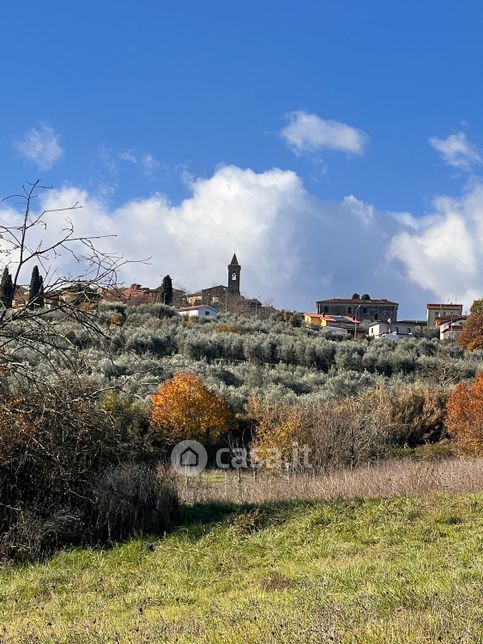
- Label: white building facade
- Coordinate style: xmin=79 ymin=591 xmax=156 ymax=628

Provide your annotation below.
xmin=178 ymin=304 xmax=219 ymax=319
xmin=427 ymin=304 xmax=463 ymax=327
xmin=368 ymin=320 xmax=424 ymax=340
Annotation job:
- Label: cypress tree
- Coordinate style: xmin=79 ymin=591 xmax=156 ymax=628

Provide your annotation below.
xmin=28 ymin=265 xmax=42 ymax=309
xmin=0 ymin=267 xmax=14 ymax=309
xmin=161 ymin=274 xmax=173 ymax=305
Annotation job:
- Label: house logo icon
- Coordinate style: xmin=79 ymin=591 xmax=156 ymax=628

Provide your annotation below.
xmin=171 ymin=440 xmax=208 ymax=476
xmin=180 ymin=446 xmax=199 ymax=467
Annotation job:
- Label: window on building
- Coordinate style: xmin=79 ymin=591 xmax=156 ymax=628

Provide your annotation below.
xmin=324 ymin=306 xmax=329 ymax=313
xmin=362 ymin=307 xmax=367 ymax=315
xmin=374 ymin=313 xmax=378 ymax=320
xmin=348 ymin=306 xmax=352 ymax=314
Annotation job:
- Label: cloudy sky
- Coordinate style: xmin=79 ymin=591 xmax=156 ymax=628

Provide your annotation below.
xmin=2 ymin=2 xmax=483 ymax=317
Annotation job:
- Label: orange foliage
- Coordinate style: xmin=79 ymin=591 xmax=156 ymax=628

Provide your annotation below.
xmin=446 ymin=372 xmax=483 ymax=456
xmin=458 ymin=312 xmax=483 ymax=351
xmin=150 ymin=372 xmax=231 ymax=444
xmin=248 ymin=397 xmax=311 ymax=464
xmin=214 ymin=323 xmax=240 ymax=334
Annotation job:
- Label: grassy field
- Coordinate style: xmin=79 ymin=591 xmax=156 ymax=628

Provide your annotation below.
xmin=0 ymin=493 xmax=482 ymax=643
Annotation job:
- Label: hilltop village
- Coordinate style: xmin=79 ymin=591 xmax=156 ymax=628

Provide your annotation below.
xmin=111 ymin=254 xmax=467 ymax=342
xmin=110 ymin=254 xmax=277 ymax=319
xmin=3 ymin=253 xmax=466 ymax=341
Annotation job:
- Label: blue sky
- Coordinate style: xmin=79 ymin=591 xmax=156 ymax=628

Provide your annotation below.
xmin=2 ymin=2 xmax=483 ymax=315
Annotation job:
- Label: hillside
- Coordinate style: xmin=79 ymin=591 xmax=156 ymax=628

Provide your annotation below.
xmin=9 ymin=303 xmax=483 ymax=411
xmin=1 ymin=493 xmax=481 ymax=642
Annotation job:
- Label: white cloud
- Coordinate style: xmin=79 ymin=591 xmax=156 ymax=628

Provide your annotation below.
xmin=14 ymin=124 xmax=63 ymax=170
xmin=342 ymin=195 xmax=375 ymax=226
xmin=6 ymin=164 xmax=483 ymax=317
xmin=118 ymin=151 xmax=137 ymax=164
xmin=98 ymin=146 xmax=161 ymax=179
xmin=281 ymin=111 xmax=367 ymax=155
xmin=429 ymin=131 xmax=481 ymax=170
xmin=141 ymin=154 xmax=161 ymax=176
xmin=119 ymin=150 xmax=161 ymax=176
xmin=389 ymin=183 xmax=483 ymax=307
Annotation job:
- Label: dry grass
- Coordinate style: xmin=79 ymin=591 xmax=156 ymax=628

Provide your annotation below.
xmin=180 ymin=457 xmax=483 ymax=504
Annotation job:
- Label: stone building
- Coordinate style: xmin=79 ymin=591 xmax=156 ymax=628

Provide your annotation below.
xmin=184 ymin=254 xmax=275 ymax=318
xmin=186 ymin=254 xmax=241 ymax=308
xmin=316 ymin=293 xmax=399 ymax=323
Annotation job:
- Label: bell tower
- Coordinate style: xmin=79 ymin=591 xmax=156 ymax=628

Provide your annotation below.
xmin=227 ymin=253 xmax=241 ymax=295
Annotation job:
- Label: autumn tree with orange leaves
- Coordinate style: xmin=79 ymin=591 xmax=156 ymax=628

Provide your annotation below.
xmin=150 ymin=372 xmax=232 ymax=444
xmin=446 ymin=372 xmax=483 ymax=456
xmin=458 ymin=299 xmax=483 ymax=351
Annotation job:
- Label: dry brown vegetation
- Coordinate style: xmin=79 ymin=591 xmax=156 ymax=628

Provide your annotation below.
xmin=446 ymin=371 xmax=483 ymax=456
xmin=180 ymin=457 xmax=483 ymax=505
xmin=249 ymin=382 xmax=448 ymax=471
xmin=0 ymin=383 xmax=178 ymax=561
xmin=249 ymin=391 xmax=388 ymax=470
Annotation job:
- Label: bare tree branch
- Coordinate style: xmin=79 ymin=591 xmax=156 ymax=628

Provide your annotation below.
xmin=0 ymin=180 xmax=136 ymax=383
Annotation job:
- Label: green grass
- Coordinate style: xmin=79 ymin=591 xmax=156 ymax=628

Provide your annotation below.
xmin=0 ymin=494 xmax=482 ymax=642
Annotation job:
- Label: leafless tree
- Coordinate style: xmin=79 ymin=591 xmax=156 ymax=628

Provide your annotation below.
xmin=0 ymin=180 xmax=128 ymax=386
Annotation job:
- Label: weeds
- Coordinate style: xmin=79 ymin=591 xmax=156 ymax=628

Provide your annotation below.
xmin=180 ymin=457 xmax=483 ymax=505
